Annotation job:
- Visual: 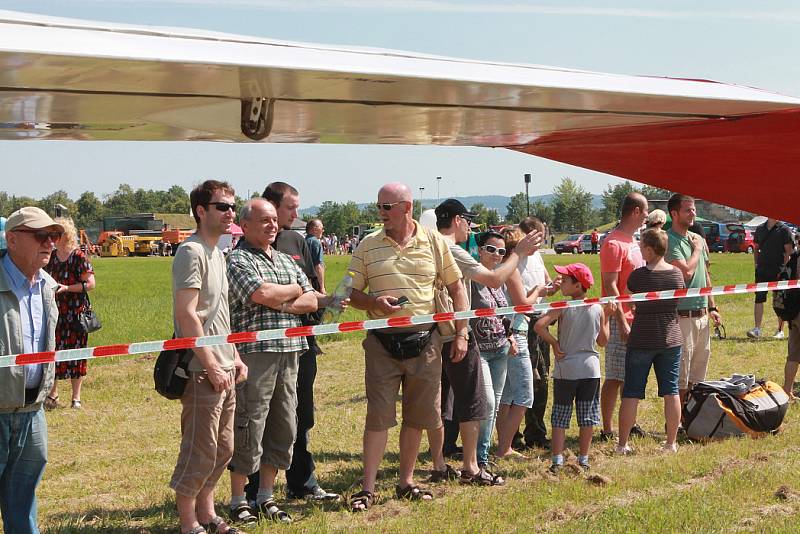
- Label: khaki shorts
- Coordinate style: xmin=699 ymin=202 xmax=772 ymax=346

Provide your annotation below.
xmin=678 ymin=314 xmax=711 ymax=388
xmin=363 ymin=328 xmax=443 ymax=432
xmin=788 ymin=317 xmax=800 ymax=363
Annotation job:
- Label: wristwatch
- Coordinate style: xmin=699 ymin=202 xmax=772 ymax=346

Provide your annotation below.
xmin=81 ymin=281 xmax=87 ymax=293
xmin=455 ymin=331 xmax=469 ymax=340
xmin=708 ymin=306 xmax=718 ymax=312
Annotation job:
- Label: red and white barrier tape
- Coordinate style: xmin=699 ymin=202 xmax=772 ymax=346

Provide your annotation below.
xmin=2 ymin=279 xmax=798 ymax=369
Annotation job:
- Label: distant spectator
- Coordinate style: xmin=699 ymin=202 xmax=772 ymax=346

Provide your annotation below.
xmin=748 ymin=218 xmax=794 ymax=339
xmin=590 ymin=228 xmax=599 ymax=254
xmin=534 ymin=263 xmax=610 ymax=473
xmin=44 ymin=217 xmax=96 ymax=410
xmin=617 ymin=229 xmax=685 ymax=454
xmin=305 ymin=218 xmax=326 ymax=294
xmin=647 ymin=209 xmax=667 ymax=229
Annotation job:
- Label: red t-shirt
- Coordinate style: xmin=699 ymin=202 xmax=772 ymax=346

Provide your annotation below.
xmin=600 ymin=229 xmax=644 ymax=323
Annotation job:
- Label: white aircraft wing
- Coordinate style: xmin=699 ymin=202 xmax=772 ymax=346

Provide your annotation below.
xmin=1 ymin=10 xmax=799 ymax=220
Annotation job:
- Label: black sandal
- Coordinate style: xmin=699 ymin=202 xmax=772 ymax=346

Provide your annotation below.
xmin=257 ymin=499 xmax=292 ymax=524
xmin=229 ymin=503 xmax=257 ymax=525
xmin=428 ymin=464 xmax=460 ymax=483
xmin=349 ymin=490 xmax=374 ymax=512
xmin=395 ymin=484 xmax=434 ymax=501
xmin=201 ymin=516 xmax=240 ymax=534
xmin=44 ymin=395 xmax=59 ymax=410
xmin=459 ymin=468 xmax=505 ymax=486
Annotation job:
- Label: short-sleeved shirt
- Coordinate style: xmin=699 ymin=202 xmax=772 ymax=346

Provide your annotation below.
xmin=626 ymin=266 xmax=685 ymax=349
xmin=552 ymin=304 xmax=602 ymax=380
xmin=305 ymin=234 xmax=324 ymax=267
xmin=227 ymin=239 xmax=314 ymax=354
xmin=666 ymin=228 xmax=709 ymax=311
xmin=600 ymin=228 xmax=644 ymax=323
xmin=754 ymin=222 xmax=794 ymax=274
xmin=348 ymin=221 xmax=461 ymax=320
xmin=518 ymin=251 xmax=547 ymax=303
xmin=172 ymin=235 xmax=235 ymax=372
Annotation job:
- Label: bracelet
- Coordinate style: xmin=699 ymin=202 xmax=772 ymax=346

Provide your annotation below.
xmin=455 ymin=332 xmax=469 ymax=340
xmin=280 ymin=302 xmax=288 ymax=313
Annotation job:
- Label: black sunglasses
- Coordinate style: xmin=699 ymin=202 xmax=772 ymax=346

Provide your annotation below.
xmin=208 ymin=202 xmax=236 ymax=212
xmin=481 ymin=244 xmax=506 ymax=255
xmin=376 ymin=201 xmax=407 ymax=211
xmin=13 ymin=229 xmax=63 ymax=244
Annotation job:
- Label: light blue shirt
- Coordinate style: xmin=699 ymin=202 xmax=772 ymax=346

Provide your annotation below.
xmin=2 ymin=253 xmax=46 ymax=388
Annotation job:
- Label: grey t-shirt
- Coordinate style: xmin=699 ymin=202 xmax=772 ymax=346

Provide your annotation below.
xmin=552 ymin=304 xmax=602 ymax=380
xmin=172 ymin=235 xmax=235 ymax=372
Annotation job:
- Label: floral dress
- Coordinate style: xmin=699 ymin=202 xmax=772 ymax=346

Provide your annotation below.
xmin=45 ymin=248 xmax=94 ymax=379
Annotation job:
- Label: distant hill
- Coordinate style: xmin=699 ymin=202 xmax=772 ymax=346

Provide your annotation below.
xmin=301 ymin=194 xmax=603 ymax=217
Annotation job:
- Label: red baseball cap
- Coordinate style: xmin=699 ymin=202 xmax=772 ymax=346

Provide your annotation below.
xmin=554 ymin=263 xmax=594 ymax=291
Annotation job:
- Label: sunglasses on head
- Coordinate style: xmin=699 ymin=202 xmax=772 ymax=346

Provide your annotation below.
xmin=376 ymin=201 xmax=406 ymax=211
xmin=481 ymin=244 xmax=506 ymax=255
xmin=208 ymin=202 xmax=236 ymax=212
xmin=13 ymin=229 xmax=63 ymax=244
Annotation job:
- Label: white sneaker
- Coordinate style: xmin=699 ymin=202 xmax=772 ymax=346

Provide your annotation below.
xmin=773 ymin=330 xmax=785 ymax=339
xmin=746 ymin=327 xmax=762 ymax=339
xmin=661 ymin=442 xmax=678 ymax=453
xmin=615 ymin=444 xmax=633 ymax=455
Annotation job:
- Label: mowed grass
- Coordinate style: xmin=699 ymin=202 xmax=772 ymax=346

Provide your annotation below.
xmin=36 ymin=252 xmax=800 ymax=533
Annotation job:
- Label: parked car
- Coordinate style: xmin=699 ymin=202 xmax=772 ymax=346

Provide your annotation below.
xmin=555 ymin=233 xmax=584 ymax=254
xmin=580 ymin=232 xmax=606 ymax=253
xmin=725 ymin=224 xmax=755 ymax=253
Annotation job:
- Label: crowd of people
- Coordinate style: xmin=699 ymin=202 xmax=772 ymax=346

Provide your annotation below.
xmin=0 ymin=181 xmax=798 ymax=534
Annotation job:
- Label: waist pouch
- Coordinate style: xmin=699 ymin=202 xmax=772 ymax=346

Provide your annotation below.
xmin=372 ymin=327 xmax=435 ymax=360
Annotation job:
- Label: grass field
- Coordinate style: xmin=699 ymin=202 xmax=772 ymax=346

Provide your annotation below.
xmin=36 ymin=252 xmax=800 ymax=533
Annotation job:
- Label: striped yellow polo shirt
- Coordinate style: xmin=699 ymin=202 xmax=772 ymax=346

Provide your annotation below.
xmin=349 ymin=221 xmax=462 ymax=320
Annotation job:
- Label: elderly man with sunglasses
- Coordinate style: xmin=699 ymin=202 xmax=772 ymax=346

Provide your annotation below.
xmin=429 ymin=199 xmax=542 ymax=486
xmin=0 ymin=207 xmax=63 ymax=534
xmin=347 ymin=183 xmax=468 ymax=511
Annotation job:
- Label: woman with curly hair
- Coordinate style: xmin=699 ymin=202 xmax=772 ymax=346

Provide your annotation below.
xmin=44 ymin=217 xmax=96 ymax=409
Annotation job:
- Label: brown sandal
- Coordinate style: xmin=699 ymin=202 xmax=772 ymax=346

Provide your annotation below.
xmin=349 ymin=490 xmax=374 ymax=512
xmin=44 ymin=395 xmax=59 ymax=410
xmin=395 ymin=484 xmax=433 ymax=501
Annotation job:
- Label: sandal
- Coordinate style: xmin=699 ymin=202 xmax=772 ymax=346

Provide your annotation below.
xmin=71 ymin=399 xmax=82 ymax=409
xmin=44 ymin=395 xmax=59 ymax=410
xmin=395 ymin=484 xmax=434 ymax=501
xmin=428 ymin=464 xmax=460 ymax=483
xmin=257 ymin=499 xmax=292 ymax=524
xmin=201 ymin=516 xmax=241 ymax=534
xmin=349 ymin=490 xmax=374 ymax=512
xmin=182 ymin=527 xmax=207 ymax=534
xmin=229 ymin=503 xmax=257 ymax=525
xmin=459 ymin=467 xmax=505 ymax=486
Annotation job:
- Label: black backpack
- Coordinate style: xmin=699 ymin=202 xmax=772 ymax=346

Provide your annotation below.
xmin=773 ymin=252 xmax=800 ymax=323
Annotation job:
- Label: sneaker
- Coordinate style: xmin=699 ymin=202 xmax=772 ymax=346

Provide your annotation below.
xmin=773 ymin=330 xmax=786 ymax=339
xmin=629 ymin=424 xmax=646 ymax=438
xmin=615 ymin=444 xmax=633 ymax=455
xmin=548 ymin=463 xmax=562 ymax=474
xmin=307 ymin=486 xmax=342 ymax=503
xmin=579 ymin=462 xmax=590 ymax=472
xmin=746 ymin=327 xmax=762 ymax=339
xmin=661 ymin=442 xmax=678 ymax=453
xmin=599 ymin=430 xmax=616 ymax=442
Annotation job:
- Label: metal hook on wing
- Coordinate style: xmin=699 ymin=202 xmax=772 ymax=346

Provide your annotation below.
xmin=241 ymin=98 xmax=274 ymax=141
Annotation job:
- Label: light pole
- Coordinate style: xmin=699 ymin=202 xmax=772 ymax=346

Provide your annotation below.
xmin=436 ymin=176 xmax=442 ymax=204
xmin=418 ymin=187 xmax=425 ymax=219
xmin=524 ymin=173 xmax=531 ymax=216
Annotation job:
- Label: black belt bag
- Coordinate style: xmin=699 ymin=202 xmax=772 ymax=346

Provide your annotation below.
xmin=372 ymin=326 xmax=435 ymax=360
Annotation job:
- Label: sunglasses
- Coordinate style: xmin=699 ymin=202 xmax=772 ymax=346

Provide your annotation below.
xmin=209 ymin=202 xmax=236 ymax=212
xmin=481 ymin=244 xmax=506 ymax=255
xmin=376 ymin=201 xmax=406 ymax=211
xmin=13 ymin=229 xmax=63 ymax=244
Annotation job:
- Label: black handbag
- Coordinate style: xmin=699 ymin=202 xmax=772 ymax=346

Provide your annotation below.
xmin=154 ymin=342 xmax=192 ymax=400
xmin=78 ymin=294 xmax=102 ymax=333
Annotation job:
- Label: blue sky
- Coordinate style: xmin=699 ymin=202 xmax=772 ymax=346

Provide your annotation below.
xmin=1 ymin=0 xmax=799 ymax=207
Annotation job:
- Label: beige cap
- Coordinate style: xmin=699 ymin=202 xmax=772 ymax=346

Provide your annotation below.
xmin=5 ymin=207 xmax=64 ymax=232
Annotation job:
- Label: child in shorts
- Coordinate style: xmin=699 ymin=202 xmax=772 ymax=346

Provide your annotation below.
xmin=534 ymin=263 xmax=611 ymax=472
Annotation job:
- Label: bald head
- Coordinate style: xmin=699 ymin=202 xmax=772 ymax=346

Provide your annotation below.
xmin=379 ymin=182 xmax=413 ymax=203
xmin=240 ymin=197 xmax=279 ymax=250
xmin=240 ymin=197 xmax=274 ymax=222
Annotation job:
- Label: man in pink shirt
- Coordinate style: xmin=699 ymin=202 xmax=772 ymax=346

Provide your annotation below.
xmin=599 ymin=193 xmax=648 ymax=441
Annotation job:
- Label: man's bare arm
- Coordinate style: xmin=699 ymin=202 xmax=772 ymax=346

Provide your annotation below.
xmin=251 ymin=282 xmax=303 ymax=309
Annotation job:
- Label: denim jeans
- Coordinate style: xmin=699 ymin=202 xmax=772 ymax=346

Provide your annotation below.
xmin=0 ymin=408 xmax=48 ymax=534
xmin=477 ymin=345 xmax=509 ymax=465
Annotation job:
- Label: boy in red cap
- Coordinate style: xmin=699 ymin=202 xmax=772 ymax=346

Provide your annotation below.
xmin=534 ymin=263 xmax=611 ymax=472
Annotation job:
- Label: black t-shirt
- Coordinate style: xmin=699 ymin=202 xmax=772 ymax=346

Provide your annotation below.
xmin=274 ymin=230 xmax=322 ymax=331
xmin=754 ymin=222 xmax=794 ymax=272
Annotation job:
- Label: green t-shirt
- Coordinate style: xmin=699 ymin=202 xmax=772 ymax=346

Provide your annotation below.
xmin=666 ymin=228 xmax=709 ymax=310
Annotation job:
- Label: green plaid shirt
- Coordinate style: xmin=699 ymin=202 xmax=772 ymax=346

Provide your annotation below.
xmin=227 ymin=239 xmax=314 ymax=354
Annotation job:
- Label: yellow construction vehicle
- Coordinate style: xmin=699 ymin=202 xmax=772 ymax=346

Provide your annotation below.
xmin=99 ymin=234 xmax=136 ymax=257
xmin=133 ymin=236 xmax=161 ymax=256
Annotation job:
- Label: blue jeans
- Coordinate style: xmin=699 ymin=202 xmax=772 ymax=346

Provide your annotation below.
xmin=500 ymin=333 xmax=534 ymax=408
xmin=477 ymin=345 xmax=509 ymax=465
xmin=0 ymin=408 xmax=48 ymax=534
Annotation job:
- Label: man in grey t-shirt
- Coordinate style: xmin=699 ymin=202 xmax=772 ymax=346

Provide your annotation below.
xmin=430 ymin=199 xmax=541 ymax=485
